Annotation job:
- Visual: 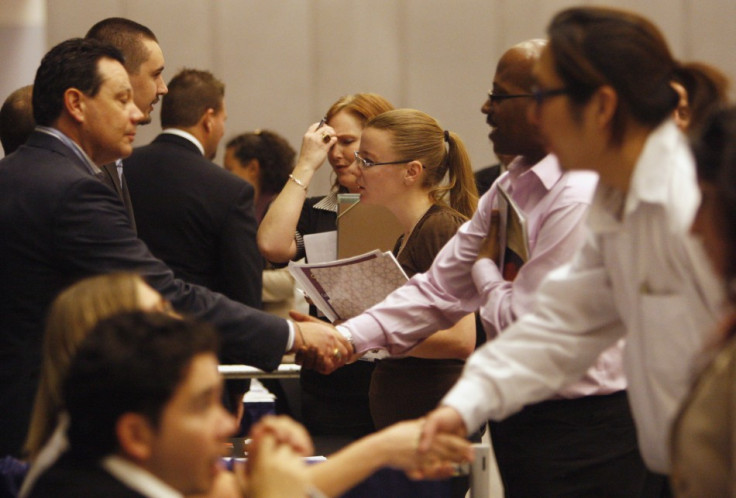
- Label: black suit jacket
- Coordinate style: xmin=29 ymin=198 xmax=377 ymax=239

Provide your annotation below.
xmin=100 ymin=162 xmax=137 ymax=233
xmin=124 ymin=133 xmax=262 ymax=308
xmin=28 ymin=454 xmax=144 ymax=498
xmin=0 ymin=131 xmax=288 ymax=455
xmin=474 ymin=164 xmax=502 ymax=197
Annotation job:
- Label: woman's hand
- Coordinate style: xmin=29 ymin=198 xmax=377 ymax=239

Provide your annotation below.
xmin=294 ymin=121 xmax=337 ymax=176
xmin=378 ymin=418 xmax=473 ymax=479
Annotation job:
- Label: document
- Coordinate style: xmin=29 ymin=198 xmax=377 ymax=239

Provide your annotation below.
xmin=288 ymin=250 xmax=408 ymax=323
xmin=303 ymin=230 xmax=337 ymax=263
xmin=496 ymin=183 xmax=530 ymax=281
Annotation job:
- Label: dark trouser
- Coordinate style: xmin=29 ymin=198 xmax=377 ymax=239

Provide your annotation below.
xmin=490 ymin=391 xmax=657 ymax=498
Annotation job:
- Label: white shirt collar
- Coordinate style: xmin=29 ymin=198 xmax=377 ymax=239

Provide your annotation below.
xmin=588 ymin=119 xmax=694 ymax=233
xmin=101 ymin=455 xmax=183 ymax=498
xmin=161 ymin=128 xmax=205 ymax=156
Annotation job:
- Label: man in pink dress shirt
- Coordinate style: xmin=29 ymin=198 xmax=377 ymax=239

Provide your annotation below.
xmin=320 ymin=40 xmax=652 ymax=496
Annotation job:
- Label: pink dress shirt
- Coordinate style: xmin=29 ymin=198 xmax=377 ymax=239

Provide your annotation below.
xmin=343 ymin=154 xmax=626 ymax=400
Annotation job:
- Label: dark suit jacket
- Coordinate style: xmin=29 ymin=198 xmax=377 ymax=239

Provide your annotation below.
xmin=124 ymin=133 xmax=262 ymax=308
xmin=0 ymin=131 xmax=288 ymax=455
xmin=28 ymin=454 xmax=144 ymax=498
xmin=100 ymin=162 xmax=136 ymax=233
xmin=474 ymin=164 xmax=502 ymax=197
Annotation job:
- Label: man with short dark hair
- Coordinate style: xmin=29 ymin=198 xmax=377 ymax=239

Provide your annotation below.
xmin=125 ymin=69 xmax=263 ymax=414
xmin=27 ymin=311 xmax=236 ymax=496
xmin=0 ymin=85 xmax=34 ymax=155
xmin=0 ymin=38 xmax=348 ymax=456
xmin=85 ymin=17 xmax=169 ymax=231
xmin=125 ymin=68 xmax=262 ymax=308
xmin=85 ymin=18 xmax=167 ymax=127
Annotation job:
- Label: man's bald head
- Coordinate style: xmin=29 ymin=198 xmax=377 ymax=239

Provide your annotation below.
xmin=482 ymin=39 xmax=548 ymax=162
xmin=0 ymin=85 xmax=35 ymax=155
xmin=496 ymin=39 xmax=547 ymax=93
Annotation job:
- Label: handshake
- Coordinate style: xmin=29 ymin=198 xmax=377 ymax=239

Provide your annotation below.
xmin=289 ymin=311 xmax=356 ymax=374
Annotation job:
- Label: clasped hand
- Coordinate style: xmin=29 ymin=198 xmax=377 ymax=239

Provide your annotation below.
xmin=290 ymin=311 xmax=352 ymax=374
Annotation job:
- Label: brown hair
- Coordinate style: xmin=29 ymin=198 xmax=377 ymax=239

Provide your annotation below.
xmin=692 ymin=107 xmax=736 ymax=304
xmin=366 ymin=109 xmax=478 ymax=218
xmin=547 ymin=7 xmax=679 ymax=145
xmin=160 ymin=68 xmax=224 ymax=128
xmin=325 ymin=93 xmax=394 ymax=191
xmin=0 ymin=85 xmax=34 ymax=155
xmin=24 ymin=273 xmax=147 ymax=460
xmin=673 ymin=62 xmax=731 ymax=136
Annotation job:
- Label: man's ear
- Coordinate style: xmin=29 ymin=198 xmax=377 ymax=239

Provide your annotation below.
xmin=592 ymin=85 xmax=618 ymax=130
xmin=245 ymin=158 xmax=260 ymax=175
xmin=202 ymin=108 xmax=216 ymax=133
xmin=64 ymin=88 xmax=86 ymax=124
xmin=404 ymin=160 xmax=424 ymax=186
xmin=116 ymin=412 xmax=156 ymax=463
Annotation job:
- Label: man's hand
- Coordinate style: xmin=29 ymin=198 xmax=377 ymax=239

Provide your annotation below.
xmin=289 ymin=311 xmax=352 ymax=374
xmin=476 ymin=209 xmax=501 ymax=263
xmin=376 ymin=418 xmax=473 ymax=480
xmin=418 ymin=406 xmax=467 ymax=454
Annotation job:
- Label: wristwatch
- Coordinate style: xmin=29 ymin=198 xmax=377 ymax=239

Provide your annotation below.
xmin=335 ymin=325 xmax=354 ymax=353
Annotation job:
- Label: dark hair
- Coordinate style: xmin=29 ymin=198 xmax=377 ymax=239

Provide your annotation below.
xmin=691 ymin=106 xmax=736 ymax=302
xmin=673 ymin=62 xmax=731 ymax=136
xmin=547 ymin=7 xmax=679 ymax=145
xmin=33 ymin=38 xmax=125 ymax=127
xmin=225 ymin=130 xmax=296 ymax=195
xmin=0 ymin=85 xmax=34 ymax=154
xmin=365 ymin=109 xmax=478 ymax=218
xmin=85 ymin=17 xmax=158 ymax=75
xmin=64 ymin=311 xmax=219 ymax=460
xmin=160 ymin=69 xmax=224 ymax=128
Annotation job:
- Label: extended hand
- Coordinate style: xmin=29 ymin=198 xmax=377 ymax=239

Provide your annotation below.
xmin=378 ymin=418 xmax=473 ymax=480
xmin=290 ymin=311 xmax=351 ymax=374
xmin=476 ymin=209 xmax=501 ymax=263
xmin=418 ymin=406 xmax=468 ymax=457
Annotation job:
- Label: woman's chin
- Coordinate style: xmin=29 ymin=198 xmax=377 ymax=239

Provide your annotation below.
xmin=337 ymin=176 xmax=360 ymax=192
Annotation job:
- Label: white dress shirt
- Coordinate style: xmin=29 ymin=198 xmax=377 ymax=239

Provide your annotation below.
xmin=443 ymin=120 xmax=725 ymax=473
xmin=102 ymin=455 xmax=183 ymax=498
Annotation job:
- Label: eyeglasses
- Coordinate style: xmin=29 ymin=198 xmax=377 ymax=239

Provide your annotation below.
xmin=354 ymin=151 xmax=412 ymax=170
xmin=487 ymin=91 xmax=534 ymax=104
xmin=531 ymin=86 xmax=570 ymax=106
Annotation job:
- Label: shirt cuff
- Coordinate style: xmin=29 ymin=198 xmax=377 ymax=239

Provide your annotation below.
xmin=285 ymin=321 xmax=295 ymax=352
xmin=441 ymin=377 xmax=494 ymax=435
xmin=342 ymin=313 xmax=386 ymax=353
xmin=471 ymin=258 xmax=503 ymax=292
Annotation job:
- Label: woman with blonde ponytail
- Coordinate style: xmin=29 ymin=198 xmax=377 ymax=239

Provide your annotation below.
xmin=351 ymin=108 xmax=479 ymax=428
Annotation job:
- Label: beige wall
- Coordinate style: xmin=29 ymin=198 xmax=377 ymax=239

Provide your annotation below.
xmin=5 ymin=0 xmax=735 ymax=194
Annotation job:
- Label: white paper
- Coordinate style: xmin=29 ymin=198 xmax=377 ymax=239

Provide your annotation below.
xmin=303 ymin=231 xmax=337 ymax=263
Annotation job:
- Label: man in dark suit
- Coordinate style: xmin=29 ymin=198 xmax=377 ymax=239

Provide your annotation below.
xmin=0 ymin=38 xmax=348 ymax=456
xmin=86 ymin=17 xmax=171 ymax=232
xmin=124 ymin=68 xmax=262 ymax=309
xmin=28 ymin=312 xmax=236 ymax=497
